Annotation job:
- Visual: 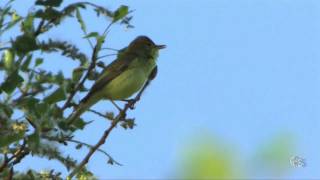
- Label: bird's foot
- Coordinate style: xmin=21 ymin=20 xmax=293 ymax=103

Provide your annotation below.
xmin=121 ymin=99 xmax=136 ymax=110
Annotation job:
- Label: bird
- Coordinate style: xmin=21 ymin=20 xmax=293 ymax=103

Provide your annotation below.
xmin=68 ymin=36 xmax=166 ymax=124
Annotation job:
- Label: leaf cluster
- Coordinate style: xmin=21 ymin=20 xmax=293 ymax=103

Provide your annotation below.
xmin=0 ymin=0 xmax=133 ymax=178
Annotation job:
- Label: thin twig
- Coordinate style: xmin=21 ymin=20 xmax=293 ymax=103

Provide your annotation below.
xmin=67 ymin=112 xmax=123 ymax=178
xmin=102 ymin=22 xmax=113 ymax=36
xmin=11 ymin=87 xmax=46 ymax=106
xmin=88 ymin=109 xmax=110 ymax=120
xmin=101 ymin=47 xmax=119 ymax=51
xmin=85 ymin=34 xmax=94 ymax=49
xmin=97 ymin=53 xmax=117 ymax=60
xmin=1 ymin=0 xmax=13 ymax=16
xmin=67 ymin=139 xmax=122 ymax=166
xmin=34 ymin=19 xmax=45 ymax=36
xmin=76 ymin=15 xmax=94 ymax=49
xmin=25 ymin=117 xmax=37 ymax=130
xmin=0 ymin=140 xmax=27 ymax=173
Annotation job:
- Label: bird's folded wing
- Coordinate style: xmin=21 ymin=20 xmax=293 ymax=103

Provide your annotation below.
xmin=81 ymin=53 xmax=136 ymax=103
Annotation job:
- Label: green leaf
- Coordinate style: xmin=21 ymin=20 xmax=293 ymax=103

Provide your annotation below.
xmin=1 ymin=71 xmax=24 ymax=94
xmin=97 ymin=35 xmax=106 ymax=44
xmin=38 ymin=39 xmax=88 ymax=65
xmin=105 ymin=112 xmax=114 ymax=120
xmin=3 ymin=49 xmax=14 ymax=71
xmin=126 ymin=119 xmax=135 ymax=129
xmin=53 ymin=71 xmax=64 ymax=84
xmin=76 ymin=169 xmax=95 ymax=179
xmin=75 ymin=144 xmax=82 ymax=150
xmin=0 ymin=132 xmax=24 ymax=148
xmin=35 ymin=102 xmax=49 ymax=116
xmin=73 ymin=118 xmax=86 ymax=130
xmin=107 ymin=158 xmax=114 ymax=165
xmin=75 ymin=8 xmax=86 ymax=33
xmin=35 ymin=8 xmax=61 ymax=20
xmin=21 ymin=14 xmax=35 ymax=34
xmin=0 ymin=103 xmax=13 ymax=118
xmin=113 ymin=5 xmax=129 ymax=23
xmin=83 ymin=32 xmax=99 ymax=39
xmin=44 ymin=87 xmax=66 ymax=104
xmin=0 ymin=11 xmax=22 ymax=35
xmin=0 ymin=6 xmax=11 ymax=27
xmin=17 ymin=97 xmax=39 ymax=111
xmin=51 ymin=105 xmax=63 ymax=118
xmin=28 ymin=131 xmax=40 ymax=151
xmin=58 ymin=121 xmax=69 ymax=131
xmin=72 ymin=67 xmax=86 ymax=82
xmin=13 ymin=34 xmax=38 ymax=54
xmin=35 ymin=58 xmax=43 ymax=66
xmin=21 ymin=54 xmax=32 ymax=71
xmin=121 ymin=119 xmax=136 ymax=129
xmin=35 ymin=0 xmax=63 ymax=7
xmin=88 ymin=70 xmax=99 ymax=80
xmin=12 ymin=11 xmax=20 ymax=22
xmin=92 ymin=5 xmax=113 ymax=18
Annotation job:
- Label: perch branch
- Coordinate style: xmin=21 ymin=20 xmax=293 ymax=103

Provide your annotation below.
xmin=68 ymin=76 xmax=154 ymax=178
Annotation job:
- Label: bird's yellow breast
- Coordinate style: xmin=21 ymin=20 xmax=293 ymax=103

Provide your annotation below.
xmin=102 ymin=67 xmax=148 ymax=100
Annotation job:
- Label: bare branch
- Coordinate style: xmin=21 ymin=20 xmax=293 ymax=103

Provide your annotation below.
xmin=97 ymin=54 xmax=117 ymax=60
xmin=88 ymin=109 xmax=110 ymax=120
xmin=103 ymin=22 xmax=113 ymax=36
xmin=101 ymin=47 xmax=119 ymax=51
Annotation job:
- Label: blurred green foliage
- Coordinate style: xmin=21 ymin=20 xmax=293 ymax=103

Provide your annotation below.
xmin=176 ymin=132 xmax=295 ymax=179
xmin=252 ymin=133 xmax=295 ymax=176
xmin=178 ymin=137 xmax=240 ymax=179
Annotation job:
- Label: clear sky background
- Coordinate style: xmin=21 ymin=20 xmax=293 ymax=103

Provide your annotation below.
xmin=2 ymin=0 xmax=320 ymax=179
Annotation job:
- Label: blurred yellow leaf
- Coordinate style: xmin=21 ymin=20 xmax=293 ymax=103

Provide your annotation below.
xmin=177 ymin=134 xmax=241 ymax=179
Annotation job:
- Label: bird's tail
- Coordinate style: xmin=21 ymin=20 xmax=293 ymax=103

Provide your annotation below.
xmin=67 ymin=94 xmax=99 ymax=125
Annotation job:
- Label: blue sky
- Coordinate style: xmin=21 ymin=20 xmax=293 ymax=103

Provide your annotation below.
xmin=2 ymin=0 xmax=320 ymax=178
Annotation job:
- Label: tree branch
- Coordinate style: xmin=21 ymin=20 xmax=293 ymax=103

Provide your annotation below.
xmin=34 ymin=19 xmax=45 ymax=36
xmin=0 ymin=154 xmax=9 ymax=173
xmin=0 ymin=140 xmax=28 ymax=173
xmin=68 ymin=76 xmax=154 ymax=178
xmin=88 ymin=109 xmax=111 ymax=120
xmin=5 ymin=167 xmax=13 ymax=180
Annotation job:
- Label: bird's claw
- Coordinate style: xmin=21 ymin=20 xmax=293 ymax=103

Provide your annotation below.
xmin=128 ymin=100 xmax=136 ymax=110
xmin=122 ymin=99 xmax=136 ymax=109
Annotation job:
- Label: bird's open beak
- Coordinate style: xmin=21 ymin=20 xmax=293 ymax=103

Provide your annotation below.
xmin=156 ymin=44 xmax=166 ymax=49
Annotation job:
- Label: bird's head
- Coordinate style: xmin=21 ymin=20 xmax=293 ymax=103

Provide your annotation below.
xmin=128 ymin=36 xmax=166 ymax=58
